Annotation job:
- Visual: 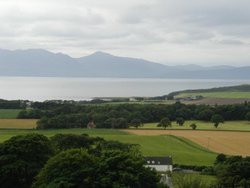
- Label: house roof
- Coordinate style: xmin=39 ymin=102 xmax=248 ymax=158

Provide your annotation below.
xmin=144 ymin=156 xmax=173 ymax=165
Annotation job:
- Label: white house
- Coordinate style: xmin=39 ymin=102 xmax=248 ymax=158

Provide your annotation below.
xmin=144 ymin=156 xmax=173 ymax=172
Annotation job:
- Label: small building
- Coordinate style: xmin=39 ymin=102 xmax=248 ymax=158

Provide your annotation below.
xmin=144 ymin=156 xmax=173 ymax=172
xmin=87 ymin=121 xmax=96 ymax=129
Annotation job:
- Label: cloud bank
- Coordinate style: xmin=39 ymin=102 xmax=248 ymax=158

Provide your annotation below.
xmin=0 ymin=0 xmax=249 ymax=66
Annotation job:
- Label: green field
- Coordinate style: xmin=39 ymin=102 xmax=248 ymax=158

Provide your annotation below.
xmin=0 ymin=109 xmax=21 ymax=119
xmin=176 ymin=91 xmax=250 ymax=99
xmin=143 ymin=120 xmax=250 ymax=131
xmin=0 ymin=128 xmax=216 ymax=166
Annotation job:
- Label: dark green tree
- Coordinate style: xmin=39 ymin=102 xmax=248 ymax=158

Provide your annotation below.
xmin=176 ymin=117 xmax=185 ymax=126
xmin=245 ymin=112 xmax=250 ymax=122
xmin=33 ymin=148 xmax=159 ymax=188
xmin=32 ymin=149 xmax=97 ymax=188
xmin=215 ymin=153 xmax=227 ymax=164
xmin=211 ymin=114 xmax=224 ymax=128
xmin=130 ymin=118 xmax=143 ymax=129
xmin=50 ymin=134 xmax=95 ymax=152
xmin=157 ymin=117 xmax=171 ymax=129
xmin=0 ymin=134 xmax=53 ymax=188
xmin=190 ymin=123 xmax=197 ymax=130
xmin=197 ymin=109 xmax=214 ymax=121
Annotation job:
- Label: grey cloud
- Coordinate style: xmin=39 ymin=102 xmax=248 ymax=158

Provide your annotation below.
xmin=213 ymin=39 xmax=247 ymax=45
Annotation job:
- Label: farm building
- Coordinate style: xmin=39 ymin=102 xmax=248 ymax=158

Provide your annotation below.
xmin=144 ymin=156 xmax=173 ymax=172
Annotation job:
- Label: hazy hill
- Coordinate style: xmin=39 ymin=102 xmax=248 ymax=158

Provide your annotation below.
xmin=76 ymin=51 xmax=176 ymax=77
xmin=0 ymin=49 xmax=79 ymax=76
xmin=0 ymin=48 xmax=249 ymax=79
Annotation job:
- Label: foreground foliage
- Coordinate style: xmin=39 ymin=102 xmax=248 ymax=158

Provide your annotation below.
xmin=0 ymin=134 xmax=53 ymax=188
xmin=173 ymin=173 xmax=213 ymax=188
xmin=0 ymin=133 xmax=161 ymax=188
xmin=214 ymin=154 xmax=250 ymax=187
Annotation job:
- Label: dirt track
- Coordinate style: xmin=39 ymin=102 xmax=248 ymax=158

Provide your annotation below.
xmin=124 ymin=129 xmax=250 ymax=156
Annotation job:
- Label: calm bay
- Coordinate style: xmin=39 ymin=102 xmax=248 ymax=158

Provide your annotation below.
xmin=0 ymin=77 xmax=249 ymax=101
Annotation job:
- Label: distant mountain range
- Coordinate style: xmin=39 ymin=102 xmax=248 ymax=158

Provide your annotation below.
xmin=0 ymin=48 xmax=249 ymax=79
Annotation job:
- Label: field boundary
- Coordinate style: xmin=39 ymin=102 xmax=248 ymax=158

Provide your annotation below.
xmin=129 ymin=128 xmax=250 ymax=133
xmin=168 ymin=135 xmax=217 ymax=154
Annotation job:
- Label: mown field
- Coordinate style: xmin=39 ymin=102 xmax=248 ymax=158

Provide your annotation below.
xmin=0 ymin=119 xmax=37 ymax=129
xmin=0 ymin=128 xmax=216 ymax=166
xmin=143 ymin=120 xmax=250 ymax=131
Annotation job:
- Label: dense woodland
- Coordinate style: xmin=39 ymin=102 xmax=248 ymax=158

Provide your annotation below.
xmin=15 ymin=101 xmax=250 ymax=129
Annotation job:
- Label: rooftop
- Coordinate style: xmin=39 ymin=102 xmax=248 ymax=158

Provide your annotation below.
xmin=144 ymin=156 xmax=173 ymax=165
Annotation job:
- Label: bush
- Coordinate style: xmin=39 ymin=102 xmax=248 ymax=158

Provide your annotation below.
xmin=190 ymin=123 xmax=197 ymax=130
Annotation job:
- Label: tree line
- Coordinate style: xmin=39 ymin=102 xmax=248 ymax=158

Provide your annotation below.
xmin=0 ymin=99 xmax=27 ymax=109
xmin=17 ymin=102 xmax=250 ymax=129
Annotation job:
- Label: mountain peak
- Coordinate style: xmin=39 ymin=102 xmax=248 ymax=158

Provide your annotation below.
xmin=91 ymin=51 xmax=113 ymax=57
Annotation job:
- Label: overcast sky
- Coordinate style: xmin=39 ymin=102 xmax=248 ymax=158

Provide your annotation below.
xmin=0 ymin=0 xmax=250 ymax=66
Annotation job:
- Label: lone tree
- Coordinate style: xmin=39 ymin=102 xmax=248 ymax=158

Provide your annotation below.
xmin=245 ymin=112 xmax=250 ymax=122
xmin=190 ymin=123 xmax=197 ymax=130
xmin=130 ymin=118 xmax=143 ymax=129
xmin=211 ymin=114 xmax=224 ymax=128
xmin=176 ymin=117 xmax=185 ymax=126
xmin=158 ymin=117 xmax=171 ymax=129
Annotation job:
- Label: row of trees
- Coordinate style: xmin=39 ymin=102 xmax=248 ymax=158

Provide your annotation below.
xmin=157 ymin=114 xmax=224 ymax=129
xmin=0 ymin=134 xmax=163 ymax=188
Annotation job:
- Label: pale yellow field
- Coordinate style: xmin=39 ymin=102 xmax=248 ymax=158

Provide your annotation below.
xmin=124 ymin=129 xmax=250 ymax=156
xmin=0 ymin=119 xmax=37 ymax=129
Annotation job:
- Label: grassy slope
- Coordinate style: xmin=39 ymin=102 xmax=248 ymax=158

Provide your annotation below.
xmin=0 ymin=109 xmax=21 ymax=119
xmin=143 ymin=120 xmax=250 ymax=131
xmin=177 ymin=91 xmax=250 ymax=99
xmin=171 ymin=84 xmax=250 ymax=99
xmin=0 ymin=128 xmax=216 ymax=166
